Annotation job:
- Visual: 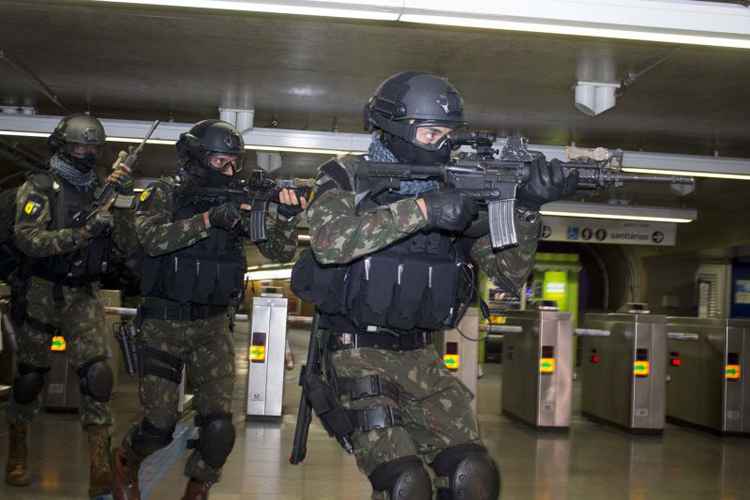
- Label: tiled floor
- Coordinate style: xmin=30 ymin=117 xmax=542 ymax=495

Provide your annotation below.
xmin=1 ymin=328 xmax=748 ymax=499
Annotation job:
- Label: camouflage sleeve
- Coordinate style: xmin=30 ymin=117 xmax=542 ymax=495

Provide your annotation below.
xmin=256 ymin=205 xmax=299 ymax=263
xmin=470 ymin=209 xmax=542 ymax=294
xmin=308 ymin=186 xmax=428 ymax=265
xmin=134 ymin=183 xmax=210 ymax=257
xmin=14 ymin=181 xmax=89 ymax=258
xmin=111 ymin=202 xmax=138 ymax=257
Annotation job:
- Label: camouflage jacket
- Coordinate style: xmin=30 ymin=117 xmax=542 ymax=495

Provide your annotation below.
xmin=135 ymin=176 xmax=298 ymax=262
xmin=14 ymin=173 xmax=136 ymax=260
xmin=307 ymin=156 xmax=541 ymax=293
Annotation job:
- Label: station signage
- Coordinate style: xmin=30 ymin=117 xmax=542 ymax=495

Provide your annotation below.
xmin=540 ymin=216 xmax=677 ymax=246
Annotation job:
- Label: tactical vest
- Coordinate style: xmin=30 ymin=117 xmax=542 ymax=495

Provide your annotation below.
xmin=140 ymin=184 xmax=246 ymax=306
xmin=292 ymin=184 xmax=473 ymax=333
xmin=29 ymin=174 xmax=112 ymax=284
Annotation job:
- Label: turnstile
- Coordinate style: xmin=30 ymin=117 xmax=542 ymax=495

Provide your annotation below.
xmin=579 ymin=313 xmax=666 ymax=432
xmin=437 ymin=307 xmax=480 ymax=413
xmin=665 ymin=317 xmax=750 ymax=434
xmin=44 ymin=337 xmax=80 ymax=411
xmin=246 ymin=296 xmax=288 ymax=417
xmin=500 ymin=310 xmax=573 ymax=429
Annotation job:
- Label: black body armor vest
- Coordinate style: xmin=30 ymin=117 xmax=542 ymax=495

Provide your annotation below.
xmin=292 ymin=191 xmax=473 ymax=333
xmin=140 ymin=185 xmax=246 ymax=306
xmin=30 ymin=175 xmax=112 ymax=284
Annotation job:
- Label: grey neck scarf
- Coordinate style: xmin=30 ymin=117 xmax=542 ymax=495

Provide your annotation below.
xmin=366 ymin=133 xmax=439 ymax=196
xmin=49 ymin=154 xmax=96 ymax=191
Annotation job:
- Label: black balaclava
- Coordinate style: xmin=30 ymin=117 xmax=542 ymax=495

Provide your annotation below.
xmin=382 ymin=132 xmax=452 ymax=165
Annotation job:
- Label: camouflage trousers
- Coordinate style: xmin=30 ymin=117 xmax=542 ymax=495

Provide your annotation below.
xmin=124 ymin=313 xmax=235 ymax=482
xmin=7 ymin=276 xmax=112 ymax=429
xmin=328 ymin=340 xmax=481 ymax=490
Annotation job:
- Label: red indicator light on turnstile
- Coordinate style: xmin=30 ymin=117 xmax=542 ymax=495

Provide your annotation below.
xmin=590 ymin=349 xmax=600 ymax=364
xmin=670 ymin=351 xmax=681 ymax=367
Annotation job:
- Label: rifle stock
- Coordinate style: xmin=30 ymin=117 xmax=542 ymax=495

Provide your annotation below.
xmin=289 ymin=312 xmax=320 ymax=465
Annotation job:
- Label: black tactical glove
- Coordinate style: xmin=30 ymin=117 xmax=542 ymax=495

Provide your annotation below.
xmin=518 ymin=156 xmax=579 ymax=211
xmin=277 ymin=202 xmax=305 ymax=219
xmin=208 ymin=202 xmax=242 ymax=230
xmin=107 ymin=167 xmax=134 ymax=195
xmin=422 ymin=190 xmax=478 ymax=233
xmin=84 ymin=210 xmax=114 ymax=238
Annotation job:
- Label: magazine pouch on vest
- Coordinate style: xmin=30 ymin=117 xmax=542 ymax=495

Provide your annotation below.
xmin=140 ymin=189 xmax=245 ymax=306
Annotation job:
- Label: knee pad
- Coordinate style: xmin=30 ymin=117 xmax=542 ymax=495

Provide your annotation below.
xmin=191 ymin=412 xmax=235 ymax=470
xmin=130 ymin=418 xmax=175 ymax=457
xmin=369 ymin=456 xmax=432 ymax=500
xmin=432 ymin=444 xmax=500 ymax=500
xmin=78 ymin=356 xmax=114 ymax=403
xmin=12 ymin=363 xmax=50 ymax=404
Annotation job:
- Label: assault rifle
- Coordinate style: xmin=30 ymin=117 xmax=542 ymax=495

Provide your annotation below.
xmin=186 ymin=169 xmax=311 ymax=242
xmin=354 ymin=132 xmax=695 ymax=250
xmin=83 ymin=119 xmax=161 ymax=221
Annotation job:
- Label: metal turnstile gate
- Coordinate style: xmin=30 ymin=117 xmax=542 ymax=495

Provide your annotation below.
xmin=665 ymin=317 xmax=750 ymax=434
xmin=579 ymin=312 xmax=666 ymax=432
xmin=500 ymin=309 xmax=573 ymax=429
xmin=246 ymin=296 xmax=288 ymax=417
xmin=44 ymin=336 xmax=80 ymax=411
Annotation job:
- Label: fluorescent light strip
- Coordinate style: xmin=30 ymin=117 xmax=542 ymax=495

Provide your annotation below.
xmin=92 ymin=0 xmax=400 ymax=20
xmin=244 ymin=144 xmax=355 ymax=155
xmin=399 ymin=14 xmax=750 ymax=50
xmin=622 ymin=167 xmax=750 ymax=181
xmin=0 ymin=130 xmax=49 ymax=138
xmin=540 ymin=210 xmax=693 ymax=224
xmin=107 ymin=137 xmax=176 ymax=145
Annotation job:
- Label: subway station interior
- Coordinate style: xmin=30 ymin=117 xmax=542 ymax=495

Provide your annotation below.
xmin=1 ymin=1 xmax=750 ymax=499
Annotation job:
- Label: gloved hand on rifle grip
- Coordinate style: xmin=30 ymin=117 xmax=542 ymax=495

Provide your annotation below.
xmin=84 ymin=210 xmax=114 ymax=239
xmin=107 ymin=165 xmax=134 ymax=195
xmin=276 ymin=187 xmax=308 ymax=219
xmin=421 ymin=190 xmax=478 ymax=233
xmin=518 ymin=155 xmax=579 ymax=211
xmin=207 ymin=202 xmax=242 ymax=231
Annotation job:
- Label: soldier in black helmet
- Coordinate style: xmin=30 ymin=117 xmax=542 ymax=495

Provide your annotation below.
xmin=293 ymin=72 xmax=577 ymax=500
xmin=4 ymin=114 xmax=136 ymax=499
xmin=111 ymin=119 xmax=305 ymax=500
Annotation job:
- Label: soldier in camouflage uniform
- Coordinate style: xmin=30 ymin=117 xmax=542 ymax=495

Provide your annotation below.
xmin=293 ymin=72 xmax=577 ymax=500
xmin=5 ymin=114 xmax=136 ymax=499
xmin=111 ymin=120 xmax=304 ymax=500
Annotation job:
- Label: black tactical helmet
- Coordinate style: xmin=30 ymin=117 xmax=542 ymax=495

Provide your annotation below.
xmin=365 ymin=72 xmax=466 ymax=152
xmin=48 ymin=114 xmax=106 ymax=153
xmin=176 ymin=119 xmax=244 ymax=165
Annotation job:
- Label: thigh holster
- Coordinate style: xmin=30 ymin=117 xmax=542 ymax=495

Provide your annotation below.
xmin=139 ymin=345 xmax=183 ymax=385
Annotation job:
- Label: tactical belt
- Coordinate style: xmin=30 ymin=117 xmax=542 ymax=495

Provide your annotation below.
xmin=329 ymin=331 xmax=432 ymax=352
xmin=139 ymin=297 xmax=227 ymax=321
xmin=338 ymin=375 xmax=402 ymax=403
xmin=349 ymin=406 xmax=403 ymax=433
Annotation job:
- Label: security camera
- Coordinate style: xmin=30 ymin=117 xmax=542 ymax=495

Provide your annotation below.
xmin=574 ymin=81 xmax=620 ymax=117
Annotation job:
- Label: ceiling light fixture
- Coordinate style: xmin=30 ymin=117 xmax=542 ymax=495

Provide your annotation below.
xmin=398 ymin=14 xmax=750 ymax=50
xmin=540 ymin=201 xmax=697 ymax=224
xmin=244 ymin=144 xmax=355 ymax=155
xmin=621 ymin=167 xmax=750 ymax=181
xmin=107 ymin=137 xmax=176 ymax=145
xmin=0 ymin=130 xmax=49 ymax=138
xmin=92 ymin=0 xmax=401 ymax=21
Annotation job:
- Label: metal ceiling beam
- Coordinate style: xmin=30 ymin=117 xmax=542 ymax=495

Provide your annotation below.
xmin=1 ymin=114 xmax=750 ymax=179
xmin=90 ymin=0 xmax=750 ymax=49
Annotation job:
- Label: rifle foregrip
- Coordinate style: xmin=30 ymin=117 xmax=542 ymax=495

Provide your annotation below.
xmin=488 ymin=199 xmax=519 ymax=250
